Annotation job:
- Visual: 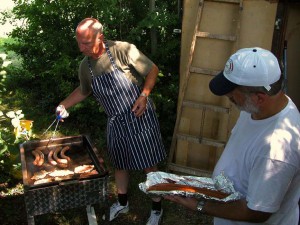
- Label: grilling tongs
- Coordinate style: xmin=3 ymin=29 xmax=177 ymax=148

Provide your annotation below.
xmin=42 ymin=115 xmax=62 ymax=143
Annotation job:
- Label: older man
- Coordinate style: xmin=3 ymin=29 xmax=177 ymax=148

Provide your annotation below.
xmin=165 ymin=47 xmax=300 ymax=225
xmin=56 ymin=18 xmax=166 ymax=225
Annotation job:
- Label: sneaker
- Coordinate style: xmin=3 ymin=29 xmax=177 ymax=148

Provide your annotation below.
xmin=109 ymin=201 xmax=129 ymax=221
xmin=146 ymin=209 xmax=163 ymax=225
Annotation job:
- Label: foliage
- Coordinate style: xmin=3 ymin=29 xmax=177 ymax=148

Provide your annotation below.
xmin=0 ymin=109 xmax=25 ymax=181
xmin=0 ymin=0 xmax=180 ymax=156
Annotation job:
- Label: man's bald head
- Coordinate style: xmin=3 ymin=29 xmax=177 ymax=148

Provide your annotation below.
xmin=76 ymin=18 xmax=103 ymax=37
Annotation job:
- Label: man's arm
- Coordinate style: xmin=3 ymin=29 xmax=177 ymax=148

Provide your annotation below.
xmin=141 ymin=64 xmax=159 ymax=97
xmin=164 ymin=196 xmax=271 ymax=223
xmin=131 ymin=64 xmax=159 ymax=117
xmin=59 ymin=86 xmax=90 ymax=109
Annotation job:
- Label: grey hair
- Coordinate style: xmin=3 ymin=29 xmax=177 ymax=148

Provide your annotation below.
xmin=239 ymin=75 xmax=284 ymax=96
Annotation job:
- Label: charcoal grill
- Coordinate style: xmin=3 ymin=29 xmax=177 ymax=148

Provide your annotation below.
xmin=20 ymin=135 xmax=109 ymax=225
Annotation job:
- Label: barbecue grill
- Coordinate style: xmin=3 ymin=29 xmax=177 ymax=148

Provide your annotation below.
xmin=20 ymin=135 xmax=109 ymax=225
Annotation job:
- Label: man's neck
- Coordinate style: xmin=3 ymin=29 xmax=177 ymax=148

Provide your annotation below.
xmin=252 ymin=92 xmax=288 ymax=120
xmin=92 ymin=42 xmax=106 ymax=59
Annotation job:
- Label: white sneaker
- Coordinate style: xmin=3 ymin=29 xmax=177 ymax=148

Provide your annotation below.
xmin=146 ymin=209 xmax=163 ymax=225
xmin=109 ymin=201 xmax=129 ymax=221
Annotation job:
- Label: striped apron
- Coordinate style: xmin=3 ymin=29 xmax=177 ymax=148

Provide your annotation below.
xmin=87 ymin=42 xmax=166 ymax=170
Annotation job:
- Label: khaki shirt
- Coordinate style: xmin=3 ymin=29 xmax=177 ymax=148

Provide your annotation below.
xmin=78 ymin=40 xmax=155 ymax=95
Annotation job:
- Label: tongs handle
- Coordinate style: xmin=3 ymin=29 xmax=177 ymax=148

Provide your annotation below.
xmin=42 ymin=115 xmax=61 ymax=136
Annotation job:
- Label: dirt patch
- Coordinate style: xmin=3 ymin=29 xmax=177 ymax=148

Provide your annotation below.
xmin=0 ymin=171 xmax=213 ymax=225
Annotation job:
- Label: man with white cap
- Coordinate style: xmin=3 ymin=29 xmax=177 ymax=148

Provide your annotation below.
xmin=164 ymin=47 xmax=300 ymax=225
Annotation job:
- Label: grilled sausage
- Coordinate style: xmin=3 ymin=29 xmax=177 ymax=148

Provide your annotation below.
xmin=48 ymin=149 xmax=57 ymax=166
xmin=37 ymin=150 xmax=44 ymax=166
xmin=56 ymin=163 xmax=68 ymax=168
xmin=146 ymin=183 xmax=230 ymax=199
xmin=32 ymin=150 xmax=40 ymax=166
xmin=60 ymin=146 xmax=71 ymax=162
xmin=53 ymin=147 xmax=68 ymax=164
xmin=32 ymin=148 xmax=44 ymax=166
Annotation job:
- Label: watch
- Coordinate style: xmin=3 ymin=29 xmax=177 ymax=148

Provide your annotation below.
xmin=196 ymin=199 xmax=206 ymax=213
xmin=140 ymin=92 xmax=148 ymax=98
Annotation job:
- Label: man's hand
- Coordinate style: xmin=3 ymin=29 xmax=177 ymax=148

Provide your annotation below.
xmin=131 ymin=96 xmax=147 ymax=117
xmin=164 ymin=195 xmax=199 ymax=211
xmin=56 ymin=105 xmax=69 ymax=121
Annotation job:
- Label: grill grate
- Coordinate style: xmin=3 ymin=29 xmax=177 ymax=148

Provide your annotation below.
xmin=19 ymin=135 xmax=109 ymax=225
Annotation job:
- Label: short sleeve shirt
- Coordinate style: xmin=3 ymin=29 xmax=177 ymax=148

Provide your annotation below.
xmin=212 ymin=98 xmax=300 ymax=225
xmin=78 ymin=40 xmax=155 ymax=95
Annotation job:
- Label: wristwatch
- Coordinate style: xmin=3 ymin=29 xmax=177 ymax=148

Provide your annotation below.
xmin=140 ymin=92 xmax=148 ymax=98
xmin=196 ymin=199 xmax=206 ymax=213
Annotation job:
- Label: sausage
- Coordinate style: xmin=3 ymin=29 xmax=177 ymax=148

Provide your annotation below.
xmin=146 ymin=183 xmax=230 ymax=199
xmin=32 ymin=150 xmax=40 ymax=166
xmin=60 ymin=146 xmax=71 ymax=162
xmin=48 ymin=149 xmax=57 ymax=166
xmin=32 ymin=148 xmax=44 ymax=166
xmin=56 ymin=163 xmax=68 ymax=168
xmin=53 ymin=147 xmax=68 ymax=164
xmin=37 ymin=150 xmax=44 ymax=166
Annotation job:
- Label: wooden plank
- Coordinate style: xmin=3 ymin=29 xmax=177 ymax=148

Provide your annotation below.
xmin=208 ymin=0 xmax=240 ymax=4
xmin=175 ymin=117 xmax=191 ymax=166
xmin=196 ymin=31 xmax=237 ymax=41
xmin=189 ymin=66 xmax=220 ymax=76
xmin=168 ymin=0 xmax=205 ymax=167
xmin=177 ymin=133 xmax=226 ymax=148
xmin=168 ymin=163 xmax=212 ymax=177
xmin=183 ymin=101 xmax=230 ymax=113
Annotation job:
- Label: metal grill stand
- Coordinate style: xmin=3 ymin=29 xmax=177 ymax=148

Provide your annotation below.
xmin=24 ymin=176 xmax=109 ymax=225
xmin=20 ymin=135 xmax=109 ymax=225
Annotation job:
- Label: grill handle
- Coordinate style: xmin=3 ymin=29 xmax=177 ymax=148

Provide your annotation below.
xmin=59 ymin=180 xmax=79 ymax=186
xmin=83 ymin=135 xmax=108 ymax=175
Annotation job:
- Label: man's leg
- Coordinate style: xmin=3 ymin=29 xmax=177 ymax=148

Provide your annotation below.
xmin=144 ymin=166 xmax=163 ymax=225
xmin=109 ymin=169 xmax=130 ymax=221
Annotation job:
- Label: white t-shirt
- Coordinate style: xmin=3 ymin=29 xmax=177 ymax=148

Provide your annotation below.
xmin=213 ymin=97 xmax=300 ymax=225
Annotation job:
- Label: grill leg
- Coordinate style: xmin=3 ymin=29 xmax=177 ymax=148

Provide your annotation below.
xmin=27 ymin=215 xmax=35 ymax=225
xmin=86 ymin=205 xmax=98 ymax=225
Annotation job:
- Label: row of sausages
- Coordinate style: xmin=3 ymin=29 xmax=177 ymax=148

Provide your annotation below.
xmin=31 ymin=146 xmax=70 ymax=167
xmin=147 ymin=183 xmax=230 ymax=199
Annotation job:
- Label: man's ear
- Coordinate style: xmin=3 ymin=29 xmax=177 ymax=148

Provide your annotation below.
xmin=98 ymin=33 xmax=104 ymax=42
xmin=256 ymin=92 xmax=267 ymax=104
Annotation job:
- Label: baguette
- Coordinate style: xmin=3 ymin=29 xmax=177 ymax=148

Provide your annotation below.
xmin=146 ymin=183 xmax=229 ymax=199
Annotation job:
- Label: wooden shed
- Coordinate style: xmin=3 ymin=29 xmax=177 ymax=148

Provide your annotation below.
xmin=168 ymin=0 xmax=300 ymax=177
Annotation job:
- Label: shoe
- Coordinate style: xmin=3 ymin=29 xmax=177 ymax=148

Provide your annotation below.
xmin=109 ymin=201 xmax=129 ymax=221
xmin=146 ymin=209 xmax=163 ymax=225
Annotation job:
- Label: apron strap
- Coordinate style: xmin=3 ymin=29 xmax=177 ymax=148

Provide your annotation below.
xmin=87 ymin=41 xmax=118 ymax=78
xmin=87 ymin=57 xmax=94 ymax=78
xmin=104 ymin=41 xmax=118 ymax=71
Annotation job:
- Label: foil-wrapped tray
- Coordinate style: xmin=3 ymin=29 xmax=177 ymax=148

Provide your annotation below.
xmin=139 ymin=171 xmax=241 ymax=202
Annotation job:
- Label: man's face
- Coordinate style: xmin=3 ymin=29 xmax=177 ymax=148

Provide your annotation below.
xmin=76 ymin=28 xmax=102 ymax=58
xmin=226 ymin=88 xmax=260 ymax=114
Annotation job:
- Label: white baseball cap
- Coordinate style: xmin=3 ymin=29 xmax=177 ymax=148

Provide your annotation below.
xmin=209 ymin=47 xmax=281 ymax=96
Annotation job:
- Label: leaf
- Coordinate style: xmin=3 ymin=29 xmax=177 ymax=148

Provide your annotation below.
xmin=18 ymin=114 xmax=24 ymax=119
xmin=6 ymin=111 xmax=16 ymax=118
xmin=11 ymin=118 xmax=20 ymax=128
xmin=15 ymin=110 xmax=23 ymax=115
xmin=0 ymin=145 xmax=8 ymax=155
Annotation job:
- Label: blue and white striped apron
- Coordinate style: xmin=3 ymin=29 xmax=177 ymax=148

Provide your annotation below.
xmin=87 ymin=42 xmax=166 ymax=170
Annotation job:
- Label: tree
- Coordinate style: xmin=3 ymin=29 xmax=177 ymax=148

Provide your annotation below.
xmin=1 ymin=0 xmax=180 ymax=148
